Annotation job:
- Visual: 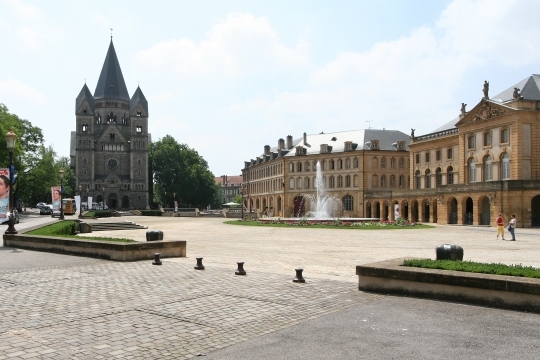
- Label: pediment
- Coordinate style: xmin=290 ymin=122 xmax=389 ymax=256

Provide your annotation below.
xmin=104 ymin=172 xmax=122 ymax=183
xmin=97 ymin=124 xmax=128 ymax=143
xmin=76 ymin=99 xmax=95 ymax=116
xmin=456 ymin=100 xmax=515 ymax=127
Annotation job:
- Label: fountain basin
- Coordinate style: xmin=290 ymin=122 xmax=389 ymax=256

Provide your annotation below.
xmin=258 ymin=217 xmax=380 ymax=225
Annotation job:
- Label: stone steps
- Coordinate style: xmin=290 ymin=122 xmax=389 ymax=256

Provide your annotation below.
xmin=89 ymin=221 xmax=147 ymax=231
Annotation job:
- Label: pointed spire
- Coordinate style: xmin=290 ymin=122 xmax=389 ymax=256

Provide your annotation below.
xmin=76 ymin=83 xmax=95 ymax=114
xmin=94 ymin=40 xmax=130 ymax=101
xmin=130 ymin=85 xmax=149 ymax=116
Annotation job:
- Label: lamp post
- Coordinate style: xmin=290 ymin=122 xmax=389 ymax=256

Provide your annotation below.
xmin=165 ymin=191 xmax=167 ymax=208
xmin=5 ymin=129 xmax=17 ymax=234
xmin=102 ymin=187 xmax=105 ymax=209
xmin=79 ymin=185 xmax=83 ymax=218
xmin=173 ymin=192 xmax=176 ymax=212
xmin=59 ymin=169 xmax=65 ymax=220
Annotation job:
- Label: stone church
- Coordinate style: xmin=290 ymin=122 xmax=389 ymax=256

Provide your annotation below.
xmin=70 ymin=40 xmax=150 ymax=209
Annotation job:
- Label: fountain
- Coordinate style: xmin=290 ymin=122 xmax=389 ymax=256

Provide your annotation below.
xmin=257 ymin=161 xmax=380 ymax=224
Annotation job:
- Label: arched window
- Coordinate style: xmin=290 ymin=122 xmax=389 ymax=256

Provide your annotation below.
xmin=501 ymin=153 xmax=510 ymax=180
xmin=436 ymin=168 xmax=442 ymax=187
xmin=399 ymin=158 xmax=405 ymax=169
xmin=342 ymin=195 xmax=354 ymax=211
xmin=337 ymin=175 xmax=343 ymax=188
xmin=468 ymin=158 xmax=476 ymax=183
xmin=329 ymin=176 xmax=335 ymax=188
xmin=297 ymin=162 xmax=302 ymax=172
xmin=381 ymin=175 xmax=386 ymax=187
xmin=425 ymin=169 xmax=431 ymax=188
xmin=484 ymin=155 xmax=492 ymax=181
xmin=345 ymin=175 xmax=351 ymax=187
xmin=415 ymin=170 xmax=421 ymax=189
xmin=447 ymin=166 xmax=454 ymax=184
xmin=390 ymin=158 xmax=396 ymax=168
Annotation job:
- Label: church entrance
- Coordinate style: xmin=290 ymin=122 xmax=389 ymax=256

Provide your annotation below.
xmin=122 ymin=196 xmax=129 ymax=210
xmin=108 ymin=193 xmax=118 ymax=209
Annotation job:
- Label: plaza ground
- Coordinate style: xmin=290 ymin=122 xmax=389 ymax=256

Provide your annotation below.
xmin=1 ymin=215 xmax=539 ymax=359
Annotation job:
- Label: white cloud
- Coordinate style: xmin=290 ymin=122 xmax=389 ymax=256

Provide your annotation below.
xmin=135 ymin=12 xmax=309 ymax=77
xmin=0 ymin=79 xmax=48 ymax=105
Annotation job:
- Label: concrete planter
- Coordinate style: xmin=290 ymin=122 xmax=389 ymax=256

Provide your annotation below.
xmin=3 ymin=234 xmax=186 ymax=261
xmin=357 ymin=258 xmax=540 ymax=313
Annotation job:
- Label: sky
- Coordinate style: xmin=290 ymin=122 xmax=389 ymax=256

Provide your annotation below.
xmin=1 ymin=0 xmax=540 ymax=176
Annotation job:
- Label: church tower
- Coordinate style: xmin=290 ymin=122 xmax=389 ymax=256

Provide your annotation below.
xmin=71 ymin=40 xmax=150 ymax=209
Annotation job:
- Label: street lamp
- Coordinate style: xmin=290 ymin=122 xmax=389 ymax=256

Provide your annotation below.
xmin=102 ymin=187 xmax=105 ymax=209
xmin=173 ymin=192 xmax=176 ymax=212
xmin=165 ymin=191 xmax=167 ymax=208
xmin=5 ymin=129 xmax=17 ymax=234
xmin=59 ymin=169 xmax=65 ymax=220
xmin=78 ymin=185 xmax=83 ymax=218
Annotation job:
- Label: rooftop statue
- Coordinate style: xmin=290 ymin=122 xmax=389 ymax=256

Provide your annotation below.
xmin=482 ymin=80 xmax=489 ymax=99
xmin=461 ymin=103 xmax=467 ymax=114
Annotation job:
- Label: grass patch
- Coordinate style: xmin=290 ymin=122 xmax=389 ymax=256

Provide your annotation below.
xmin=140 ymin=210 xmax=162 ymax=216
xmin=27 ymin=220 xmax=135 ymax=243
xmin=85 ymin=210 xmax=112 ymax=218
xmin=403 ymin=259 xmax=540 ymax=279
xmin=225 ymin=220 xmax=434 ymax=229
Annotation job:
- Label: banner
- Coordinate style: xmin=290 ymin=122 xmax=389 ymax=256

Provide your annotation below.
xmin=88 ymin=196 xmax=93 ymax=210
xmin=75 ymin=195 xmax=81 ymax=214
xmin=51 ymin=186 xmax=61 ymax=212
xmin=0 ymin=168 xmax=10 ymax=221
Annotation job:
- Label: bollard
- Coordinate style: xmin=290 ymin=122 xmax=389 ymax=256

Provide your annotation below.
xmin=194 ymin=257 xmax=205 ymax=270
xmin=235 ymin=262 xmax=246 ymax=275
xmin=293 ymin=268 xmax=305 ymax=283
xmin=152 ymin=253 xmax=162 ymax=265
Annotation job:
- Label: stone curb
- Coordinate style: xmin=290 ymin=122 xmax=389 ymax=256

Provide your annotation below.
xmin=356 ymin=257 xmax=540 ymax=313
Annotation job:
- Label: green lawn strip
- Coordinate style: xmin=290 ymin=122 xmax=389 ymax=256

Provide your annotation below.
xmin=403 ymin=259 xmax=540 ymax=279
xmin=224 ymin=220 xmax=434 ymax=229
xmin=26 ymin=221 xmax=135 ymax=243
xmin=85 ymin=210 xmax=112 ymax=218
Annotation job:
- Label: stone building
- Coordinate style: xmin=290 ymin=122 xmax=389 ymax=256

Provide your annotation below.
xmin=214 ymin=175 xmax=242 ymax=205
xmin=241 ymin=130 xmax=410 ymax=218
xmin=365 ymin=75 xmax=540 ymax=228
xmin=70 ymin=40 xmax=150 ymax=209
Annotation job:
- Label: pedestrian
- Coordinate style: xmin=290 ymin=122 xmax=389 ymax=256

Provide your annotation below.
xmin=496 ymin=213 xmax=505 ymax=240
xmin=508 ymin=214 xmax=517 ymax=241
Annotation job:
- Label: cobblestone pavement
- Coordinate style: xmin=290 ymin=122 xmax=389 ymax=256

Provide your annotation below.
xmin=1 ymin=217 xmax=539 ymax=358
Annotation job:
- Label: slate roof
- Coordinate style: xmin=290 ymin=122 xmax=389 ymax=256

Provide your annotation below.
xmin=130 ymin=86 xmax=149 ymax=115
xmin=491 ymin=74 xmax=540 ymax=102
xmin=94 ymin=40 xmax=130 ymax=101
xmin=215 ymin=176 xmax=243 ymax=186
xmin=256 ymin=129 xmax=410 ymax=160
xmin=431 ymin=116 xmax=459 ymax=133
xmin=75 ymin=83 xmax=95 ymax=113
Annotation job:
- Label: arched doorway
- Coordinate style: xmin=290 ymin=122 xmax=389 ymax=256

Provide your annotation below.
xmin=383 ymin=202 xmax=389 ymax=221
xmin=107 ymin=193 xmax=118 ymax=209
xmin=373 ymin=201 xmax=380 ymax=219
xmin=480 ymin=197 xmax=490 ymax=225
xmin=402 ymin=201 xmax=409 ymax=220
xmin=448 ymin=198 xmax=457 ymax=224
xmin=122 ymin=196 xmax=129 ymax=210
xmin=532 ymin=195 xmax=540 ymax=227
xmin=293 ymin=196 xmax=306 ymax=217
xmin=411 ymin=200 xmax=419 ymax=222
xmin=432 ymin=200 xmax=438 ymax=223
xmin=423 ymin=199 xmax=430 ymax=223
xmin=366 ymin=202 xmax=372 ymax=218
xmin=464 ymin=197 xmax=473 ymax=225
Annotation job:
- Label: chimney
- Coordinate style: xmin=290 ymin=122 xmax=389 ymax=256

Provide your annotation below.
xmin=303 ymin=132 xmax=307 ymax=145
xmin=286 ymin=135 xmax=293 ymax=149
xmin=278 ymin=138 xmax=285 ymax=150
xmin=244 ymin=161 xmax=250 ymax=169
xmin=264 ymin=145 xmax=270 ymax=155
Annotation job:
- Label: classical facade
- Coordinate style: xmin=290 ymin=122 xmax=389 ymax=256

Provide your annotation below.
xmin=365 ymin=75 xmax=540 ymax=228
xmin=214 ymin=175 xmax=242 ymax=205
xmin=243 ymin=76 xmax=540 ymax=227
xmin=70 ymin=40 xmax=150 ymax=209
xmin=241 ymin=130 xmax=410 ymax=218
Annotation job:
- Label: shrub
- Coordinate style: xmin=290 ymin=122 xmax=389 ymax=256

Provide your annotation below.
xmin=141 ymin=210 xmax=162 ymax=216
xmin=28 ymin=221 xmax=78 ymax=236
xmin=86 ymin=210 xmax=112 ymax=218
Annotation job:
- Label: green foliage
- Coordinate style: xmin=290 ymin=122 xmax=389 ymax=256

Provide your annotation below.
xmin=86 ymin=210 xmax=112 ymax=218
xmin=150 ymin=135 xmax=218 ymax=209
xmin=403 ymin=259 xmax=540 ymax=279
xmin=141 ymin=210 xmax=162 ymax=216
xmin=233 ymin=194 xmax=243 ymax=204
xmin=28 ymin=221 xmax=78 ymax=236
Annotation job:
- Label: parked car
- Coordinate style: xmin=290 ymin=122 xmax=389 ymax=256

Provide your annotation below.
xmin=40 ymin=205 xmax=53 ymax=215
xmin=1 ymin=210 xmax=19 ymax=224
xmin=36 ymin=202 xmax=47 ymax=209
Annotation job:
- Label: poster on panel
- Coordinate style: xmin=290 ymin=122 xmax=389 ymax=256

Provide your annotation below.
xmin=0 ymin=168 xmax=10 ymax=221
xmin=88 ymin=196 xmax=93 ymax=210
xmin=51 ymin=186 xmax=61 ymax=212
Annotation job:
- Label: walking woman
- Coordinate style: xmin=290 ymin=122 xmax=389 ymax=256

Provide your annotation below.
xmin=508 ymin=214 xmax=517 ymax=241
xmin=496 ymin=213 xmax=505 ymax=240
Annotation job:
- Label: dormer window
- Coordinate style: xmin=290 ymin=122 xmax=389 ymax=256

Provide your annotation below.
xmin=320 ymin=144 xmax=328 ymax=153
xmin=136 ymin=125 xmax=142 ymax=133
xmin=397 ymin=141 xmax=405 ymax=151
xmin=295 ymin=146 xmax=304 ymax=156
xmin=344 ymin=141 xmax=352 ymax=151
xmin=370 ymin=140 xmax=379 ymax=150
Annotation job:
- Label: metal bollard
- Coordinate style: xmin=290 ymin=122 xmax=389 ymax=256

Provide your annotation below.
xmin=293 ymin=268 xmax=305 ymax=283
xmin=152 ymin=253 xmax=162 ymax=265
xmin=194 ymin=257 xmax=205 ymax=270
xmin=235 ymin=262 xmax=246 ymax=275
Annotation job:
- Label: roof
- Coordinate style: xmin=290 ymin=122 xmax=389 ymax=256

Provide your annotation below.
xmin=431 ymin=116 xmax=459 ymax=133
xmin=258 ymin=129 xmax=410 ymax=159
xmin=215 ymin=175 xmax=243 ymax=186
xmin=130 ymin=86 xmax=149 ymax=115
xmin=94 ymin=40 xmax=130 ymax=101
xmin=491 ymin=74 xmax=540 ymax=102
xmin=75 ymin=83 xmax=95 ymax=113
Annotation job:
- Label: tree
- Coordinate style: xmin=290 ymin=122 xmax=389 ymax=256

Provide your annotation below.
xmin=234 ymin=194 xmax=242 ymax=204
xmin=150 ymin=135 xmax=218 ymax=209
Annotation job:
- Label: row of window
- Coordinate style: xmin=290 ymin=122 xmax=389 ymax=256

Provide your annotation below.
xmin=467 ymin=128 xmax=509 ymax=150
xmin=372 ymin=157 xmax=407 ymax=169
xmin=372 ymin=174 xmax=408 ymax=188
xmin=290 ymin=158 xmax=360 ymax=173
xmin=247 ymin=163 xmax=284 ymax=181
xmin=416 ymin=148 xmax=454 ymax=164
xmin=415 ymin=167 xmax=455 ymax=189
xmin=82 ymin=123 xmax=143 ymax=133
xmin=289 ymin=175 xmax=359 ymax=190
xmin=468 ymin=153 xmax=510 ymax=182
